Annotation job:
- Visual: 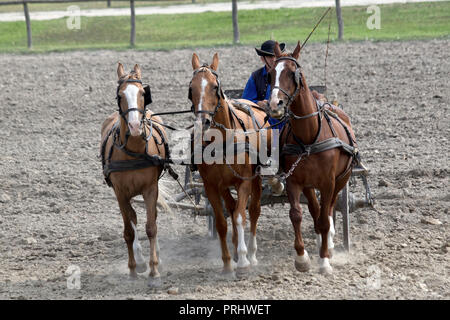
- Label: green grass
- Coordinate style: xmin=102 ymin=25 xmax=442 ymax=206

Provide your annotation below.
xmin=0 ymin=2 xmax=449 ymax=53
xmin=0 ymin=0 xmax=231 ymax=13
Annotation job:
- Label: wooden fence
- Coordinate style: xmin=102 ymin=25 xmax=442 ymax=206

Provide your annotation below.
xmin=0 ymin=0 xmax=200 ymax=49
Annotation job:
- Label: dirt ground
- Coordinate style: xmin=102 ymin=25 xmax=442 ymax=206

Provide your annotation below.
xmin=0 ymin=39 xmax=448 ymax=300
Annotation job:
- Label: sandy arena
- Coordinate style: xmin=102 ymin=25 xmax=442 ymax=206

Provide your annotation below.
xmin=0 ymin=39 xmax=448 ymax=299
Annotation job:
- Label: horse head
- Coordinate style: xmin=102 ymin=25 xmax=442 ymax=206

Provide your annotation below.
xmin=116 ymin=62 xmax=147 ymax=137
xmin=268 ymin=41 xmax=303 ymax=119
xmin=189 ymin=52 xmax=224 ymax=130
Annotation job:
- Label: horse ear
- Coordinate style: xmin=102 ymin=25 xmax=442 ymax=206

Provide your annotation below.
xmin=274 ymin=42 xmax=282 ymax=58
xmin=117 ymin=62 xmax=125 ymax=78
xmin=210 ymin=52 xmax=219 ymax=71
xmin=192 ymin=53 xmax=201 ymax=70
xmin=292 ymin=41 xmax=301 ymax=60
xmin=133 ymin=64 xmax=142 ymax=79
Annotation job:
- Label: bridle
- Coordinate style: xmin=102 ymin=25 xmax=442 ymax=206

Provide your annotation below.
xmin=271 ymin=56 xmax=321 ymax=121
xmin=271 ymin=56 xmax=303 ymax=109
xmin=116 ymin=75 xmax=152 ymax=125
xmin=188 ymin=64 xmax=225 ymax=118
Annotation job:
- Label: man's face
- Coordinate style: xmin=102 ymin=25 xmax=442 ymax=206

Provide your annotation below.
xmin=260 ymin=55 xmax=276 ymax=70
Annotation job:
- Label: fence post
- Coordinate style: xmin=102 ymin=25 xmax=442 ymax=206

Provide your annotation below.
xmin=107 ymin=0 xmax=111 ymax=7
xmin=232 ymin=0 xmax=239 ymax=44
xmin=335 ymin=0 xmax=343 ymax=40
xmin=130 ymin=0 xmax=135 ymax=47
xmin=23 ymin=1 xmax=32 ymax=49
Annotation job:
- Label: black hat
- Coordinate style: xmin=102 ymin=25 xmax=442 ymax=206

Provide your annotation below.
xmin=255 ymin=40 xmax=286 ymax=57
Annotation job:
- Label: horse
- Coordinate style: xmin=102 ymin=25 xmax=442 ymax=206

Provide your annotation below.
xmin=267 ymin=42 xmax=359 ymax=274
xmin=188 ymin=52 xmax=272 ymax=275
xmin=100 ymin=63 xmax=169 ymax=287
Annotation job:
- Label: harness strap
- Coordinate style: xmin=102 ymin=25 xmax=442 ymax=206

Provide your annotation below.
xmin=101 ymin=118 xmax=172 ymax=187
xmin=103 ymin=158 xmax=166 ymax=183
xmin=282 ymin=137 xmax=355 ymax=157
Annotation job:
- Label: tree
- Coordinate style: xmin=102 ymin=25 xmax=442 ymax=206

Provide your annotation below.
xmin=232 ymin=0 xmax=240 ymax=44
xmin=335 ymin=0 xmax=343 ymax=40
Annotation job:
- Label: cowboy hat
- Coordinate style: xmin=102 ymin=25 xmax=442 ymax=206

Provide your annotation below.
xmin=255 ymin=40 xmax=286 ymax=56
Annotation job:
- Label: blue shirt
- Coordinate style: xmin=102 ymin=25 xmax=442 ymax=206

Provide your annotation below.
xmin=242 ymin=66 xmax=285 ymax=130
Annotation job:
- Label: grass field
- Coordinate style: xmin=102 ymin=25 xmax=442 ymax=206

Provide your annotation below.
xmin=0 ymin=1 xmax=224 ymax=13
xmin=0 ymin=1 xmax=449 ymax=52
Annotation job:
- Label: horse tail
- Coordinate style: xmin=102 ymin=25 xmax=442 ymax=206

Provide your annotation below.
xmin=157 ymin=180 xmax=173 ymax=215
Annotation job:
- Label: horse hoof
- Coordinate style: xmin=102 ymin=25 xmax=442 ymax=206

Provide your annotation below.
xmin=135 ymin=263 xmax=148 ymax=274
xmin=318 ymin=258 xmax=333 ymax=275
xmin=147 ymin=276 xmax=162 ymax=288
xmin=319 ymin=266 xmax=333 ymax=275
xmin=295 ymin=260 xmax=311 ymax=272
xmin=294 ymin=252 xmax=311 ymax=272
xmin=222 ymin=265 xmax=234 ymax=275
xmin=249 ymin=257 xmax=258 ymax=267
xmin=235 ymin=266 xmax=250 ymax=279
xmin=129 ymin=269 xmax=138 ymax=279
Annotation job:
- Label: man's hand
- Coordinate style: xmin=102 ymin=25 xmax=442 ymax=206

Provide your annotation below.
xmin=257 ymin=100 xmax=268 ymax=108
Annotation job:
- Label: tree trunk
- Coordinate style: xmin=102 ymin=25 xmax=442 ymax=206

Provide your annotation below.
xmin=335 ymin=0 xmax=343 ymax=40
xmin=232 ymin=0 xmax=240 ymax=44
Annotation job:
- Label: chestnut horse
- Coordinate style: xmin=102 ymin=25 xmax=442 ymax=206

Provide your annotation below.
xmin=189 ymin=53 xmax=271 ymax=275
xmin=268 ymin=42 xmax=358 ymax=274
xmin=100 ymin=63 xmax=168 ymax=287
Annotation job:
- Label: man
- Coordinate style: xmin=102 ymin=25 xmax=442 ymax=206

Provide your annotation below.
xmin=242 ymin=40 xmax=286 ymax=130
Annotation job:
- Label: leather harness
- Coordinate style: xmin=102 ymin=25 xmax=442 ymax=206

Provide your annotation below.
xmin=100 ymin=76 xmax=173 ymax=187
xmin=273 ymin=56 xmax=359 ymax=179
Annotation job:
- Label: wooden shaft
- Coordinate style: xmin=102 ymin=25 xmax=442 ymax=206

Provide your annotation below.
xmin=341 ymin=182 xmax=350 ymax=251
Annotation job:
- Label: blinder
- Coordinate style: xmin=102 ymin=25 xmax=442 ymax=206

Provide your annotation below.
xmin=144 ymin=85 xmax=152 ymax=106
xmin=294 ymin=68 xmax=302 ymax=87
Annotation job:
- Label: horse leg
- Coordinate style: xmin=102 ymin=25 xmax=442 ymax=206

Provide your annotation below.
xmin=221 ymin=188 xmax=238 ymax=263
xmin=326 ymin=191 xmax=339 ymax=258
xmin=205 ymin=184 xmax=233 ymax=274
xmin=303 ymin=186 xmax=320 ymax=234
xmin=116 ymin=194 xmax=145 ymax=278
xmin=233 ymin=181 xmax=252 ymax=274
xmin=286 ymin=179 xmax=310 ymax=272
xmin=142 ymin=183 xmax=161 ymax=287
xmin=317 ymin=184 xmax=334 ymax=275
xmin=247 ymin=176 xmax=262 ymax=266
